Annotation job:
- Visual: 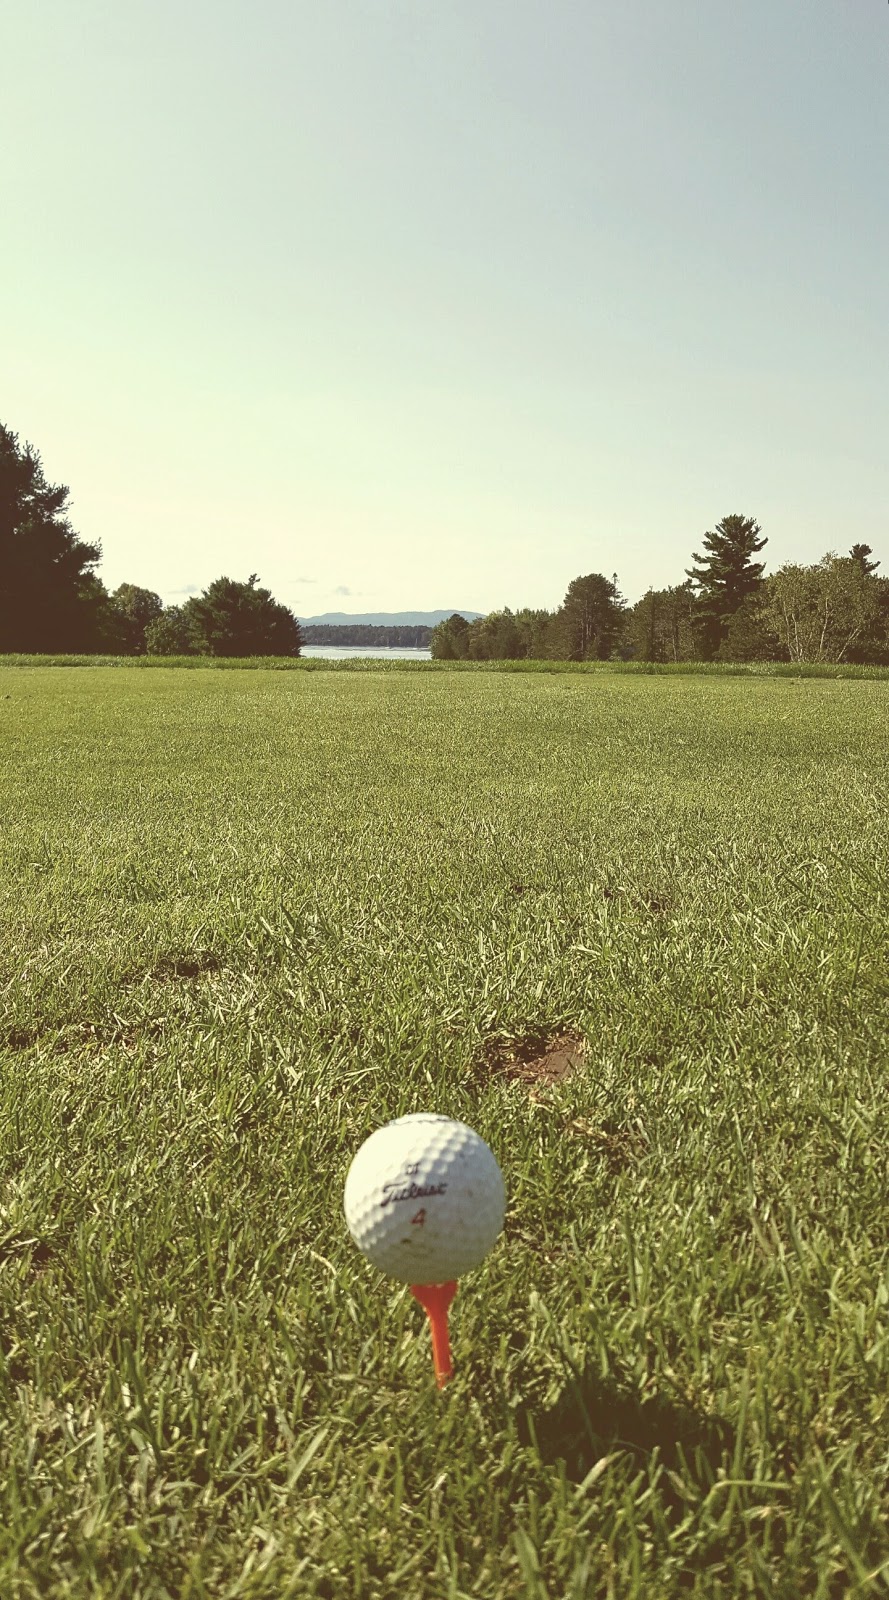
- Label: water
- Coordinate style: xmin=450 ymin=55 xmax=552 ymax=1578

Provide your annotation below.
xmin=300 ymin=645 xmax=432 ymax=661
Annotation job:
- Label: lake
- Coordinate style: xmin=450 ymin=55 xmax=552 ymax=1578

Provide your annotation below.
xmin=300 ymin=645 xmax=432 ymax=660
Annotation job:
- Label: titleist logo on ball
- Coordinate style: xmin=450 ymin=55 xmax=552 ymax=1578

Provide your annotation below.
xmin=380 ymin=1179 xmax=448 ymax=1206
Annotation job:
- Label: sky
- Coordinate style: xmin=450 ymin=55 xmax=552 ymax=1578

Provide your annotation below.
xmin=2 ymin=0 xmax=887 ymax=615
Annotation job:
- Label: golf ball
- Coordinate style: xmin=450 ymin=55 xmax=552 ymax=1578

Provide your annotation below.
xmin=344 ymin=1113 xmax=505 ymax=1284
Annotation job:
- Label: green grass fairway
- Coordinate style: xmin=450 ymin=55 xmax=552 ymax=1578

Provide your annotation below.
xmin=1 ymin=667 xmax=887 ymax=1598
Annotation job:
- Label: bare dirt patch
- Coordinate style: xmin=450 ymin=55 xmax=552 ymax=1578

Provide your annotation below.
xmin=0 ymin=1231 xmax=55 ymax=1271
xmin=482 ymin=1029 xmax=586 ymax=1093
xmin=3 ymin=1025 xmax=40 ymax=1053
xmin=145 ymin=951 xmax=224 ymax=983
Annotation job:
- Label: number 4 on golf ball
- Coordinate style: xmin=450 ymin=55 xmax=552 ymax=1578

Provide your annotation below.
xmin=344 ymin=1114 xmax=506 ymax=1284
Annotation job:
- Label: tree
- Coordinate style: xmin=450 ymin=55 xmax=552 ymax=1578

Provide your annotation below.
xmin=109 ymin=583 xmax=163 ymax=654
xmin=715 ymin=595 xmax=780 ymax=662
xmin=759 ymin=553 xmax=884 ymax=664
xmin=0 ymin=423 xmax=110 ymax=651
xmin=686 ymin=514 xmax=767 ymax=658
xmin=871 ymin=577 xmax=889 ymax=665
xmin=511 ymin=608 xmax=565 ymax=659
xmin=624 ymin=583 xmax=699 ymax=662
xmin=186 ymin=575 xmax=302 ymax=657
xmin=465 ymin=610 xmax=524 ymax=660
xmin=430 ymin=613 xmax=471 ymax=660
xmin=144 ymin=605 xmax=199 ymax=656
xmin=557 ymin=573 xmax=624 ymax=660
xmin=431 ymin=607 xmax=564 ymax=661
xmin=849 ymin=543 xmax=880 ymax=576
xmin=301 ymin=624 xmax=432 ymax=647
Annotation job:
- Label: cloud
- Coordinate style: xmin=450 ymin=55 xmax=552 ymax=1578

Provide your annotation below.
xmin=333 ymin=585 xmax=352 ymax=596
xmin=291 ymin=576 xmax=316 ymax=584
xmin=167 ymin=585 xmax=200 ymax=596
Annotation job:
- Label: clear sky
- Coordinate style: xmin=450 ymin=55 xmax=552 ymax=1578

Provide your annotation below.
xmin=2 ymin=1 xmax=887 ymax=615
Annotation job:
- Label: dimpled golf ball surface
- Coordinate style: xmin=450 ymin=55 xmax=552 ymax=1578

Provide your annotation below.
xmin=344 ymin=1114 xmax=505 ymax=1284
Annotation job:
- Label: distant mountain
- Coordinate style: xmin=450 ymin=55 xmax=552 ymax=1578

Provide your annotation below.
xmin=297 ymin=610 xmax=482 ymax=626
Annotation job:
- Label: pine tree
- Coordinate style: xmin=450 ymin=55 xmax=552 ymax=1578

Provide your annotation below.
xmin=686 ymin=514 xmax=766 ymax=658
xmin=0 ymin=423 xmax=110 ymax=651
xmin=848 ymin=543 xmax=880 ymax=576
xmin=557 ymin=573 xmax=624 ymax=661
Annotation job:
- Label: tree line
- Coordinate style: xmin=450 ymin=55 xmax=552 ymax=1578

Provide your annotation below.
xmin=3 ymin=422 xmax=887 ymax=663
xmin=0 ymin=425 xmax=302 ymax=657
xmin=431 ymin=518 xmax=889 ymax=665
xmin=301 ymin=624 xmax=432 ymax=647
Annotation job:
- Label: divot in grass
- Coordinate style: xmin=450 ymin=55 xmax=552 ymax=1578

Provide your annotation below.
xmin=145 ymin=950 xmax=224 ymax=983
xmin=482 ymin=1029 xmax=585 ymax=1095
xmin=0 ymin=1230 xmax=55 ymax=1271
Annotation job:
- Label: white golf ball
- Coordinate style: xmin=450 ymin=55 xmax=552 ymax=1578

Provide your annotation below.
xmin=344 ymin=1113 xmax=506 ymax=1284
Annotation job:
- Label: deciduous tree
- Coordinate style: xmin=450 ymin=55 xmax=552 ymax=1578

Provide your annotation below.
xmin=625 ymin=583 xmax=698 ymax=662
xmin=429 ymin=613 xmax=471 ymax=660
xmin=760 ymin=554 xmax=883 ymax=664
xmin=186 ymin=575 xmax=302 ymax=657
xmin=144 ymin=605 xmax=199 ymax=656
xmin=109 ymin=583 xmax=164 ymax=654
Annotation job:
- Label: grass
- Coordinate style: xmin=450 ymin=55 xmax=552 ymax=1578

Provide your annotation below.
xmin=0 ymin=665 xmax=887 ymax=1598
xmin=2 ymin=653 xmax=889 ymax=679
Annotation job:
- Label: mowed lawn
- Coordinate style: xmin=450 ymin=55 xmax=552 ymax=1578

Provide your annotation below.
xmin=0 ymin=666 xmax=887 ymax=1599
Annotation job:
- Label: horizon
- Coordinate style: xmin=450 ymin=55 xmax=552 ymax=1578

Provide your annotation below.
xmin=296 ymin=609 xmax=483 ymax=624
xmin=3 ymin=2 xmax=887 ymax=615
